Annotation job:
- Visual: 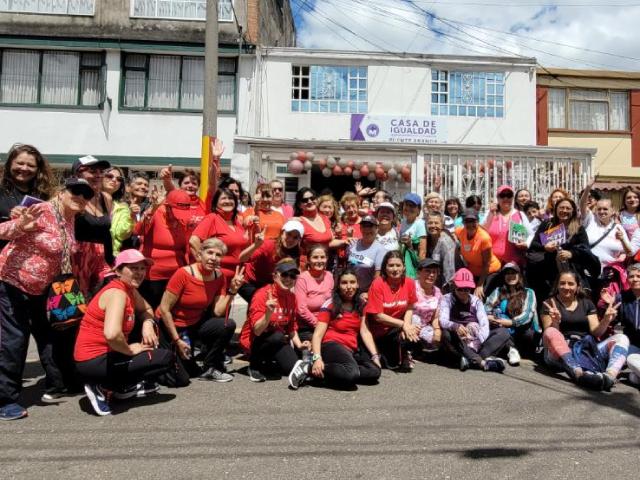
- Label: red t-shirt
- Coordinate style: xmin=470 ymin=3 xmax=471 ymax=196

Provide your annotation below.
xmin=188 ymin=194 xmax=207 ymax=229
xmin=341 ymin=220 xmax=362 ymax=240
xmin=244 ymin=239 xmax=277 ymax=286
xmin=74 ymin=279 xmax=136 ymax=362
xmin=192 ymin=212 xmax=249 ymax=280
xmin=317 ymin=301 xmax=362 ymax=351
xmin=239 ymin=284 xmax=297 ymax=353
xmin=140 ymin=205 xmax=191 ymax=281
xmin=164 ymin=266 xmax=227 ymax=327
xmin=364 ymin=276 xmax=417 ymax=338
xmin=300 ymin=214 xmax=333 ymax=249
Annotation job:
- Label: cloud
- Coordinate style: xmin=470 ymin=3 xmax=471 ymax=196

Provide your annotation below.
xmin=292 ymin=0 xmax=640 ymax=71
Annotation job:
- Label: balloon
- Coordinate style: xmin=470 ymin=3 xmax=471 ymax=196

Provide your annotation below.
xmin=367 ymin=173 xmax=377 ymax=182
xmin=322 ymin=167 xmax=332 ymax=178
xmin=388 ymin=167 xmax=397 ymax=178
xmin=327 ymin=157 xmax=337 ymax=168
xmin=289 ymin=152 xmax=297 ymax=161
xmin=352 ymin=170 xmax=361 ymax=180
xmin=347 ymin=160 xmax=355 ymax=169
xmin=318 ymin=157 xmax=327 ymax=169
xmin=303 ymin=160 xmax=313 ymax=171
xmin=505 ymin=160 xmax=513 ymax=170
xmin=401 ymin=165 xmax=411 ymax=178
xmin=360 ymin=164 xmax=370 ymax=177
xmin=297 ymin=151 xmax=307 ymax=162
xmin=306 ymin=152 xmax=314 ymax=162
xmin=382 ymin=172 xmax=389 ymax=182
xmin=288 ymin=160 xmax=304 ymax=175
xmin=465 ymin=160 xmax=473 ymax=171
xmin=338 ymin=158 xmax=349 ymax=168
xmin=382 ymin=161 xmax=393 ymax=170
xmin=332 ymin=165 xmax=343 ymax=176
xmin=343 ymin=166 xmax=353 ymax=176
xmin=396 ymin=173 xmax=404 ymax=182
xmin=375 ymin=165 xmax=385 ymax=180
xmin=487 ymin=158 xmax=495 ymax=169
xmin=479 ymin=164 xmax=485 ymax=173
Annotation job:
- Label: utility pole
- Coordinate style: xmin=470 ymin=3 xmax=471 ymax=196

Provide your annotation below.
xmin=200 ymin=0 xmax=219 ymax=200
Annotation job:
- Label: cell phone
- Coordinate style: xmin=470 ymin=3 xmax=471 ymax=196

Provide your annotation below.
xmin=20 ymin=195 xmax=43 ymax=207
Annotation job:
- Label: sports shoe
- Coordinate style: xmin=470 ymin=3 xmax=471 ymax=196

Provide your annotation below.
xmin=629 ymin=372 xmax=640 ymax=385
xmin=41 ymin=388 xmax=68 ymax=402
xmin=401 ymin=351 xmax=415 ymax=371
xmin=288 ymin=360 xmax=310 ymax=390
xmin=576 ymin=372 xmax=604 ymax=391
xmin=199 ymin=367 xmax=234 ymax=383
xmin=0 ymin=403 xmax=27 ymax=421
xmin=484 ymin=358 xmax=506 ymax=373
xmin=602 ymin=373 xmax=616 ymax=392
xmin=248 ymin=367 xmax=266 ymax=383
xmin=113 ymin=381 xmax=160 ymax=400
xmin=84 ymin=384 xmax=112 ymax=416
xmin=224 ymin=354 xmax=233 ymax=365
xmin=507 ymin=347 xmax=521 ymax=366
xmin=459 ymin=356 xmax=470 ymax=372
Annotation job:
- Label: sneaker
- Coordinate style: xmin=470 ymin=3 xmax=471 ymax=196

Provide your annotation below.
xmin=401 ymin=351 xmax=415 ymax=371
xmin=84 ymin=384 xmax=112 ymax=416
xmin=288 ymin=360 xmax=309 ymax=390
xmin=113 ymin=381 xmax=160 ymax=400
xmin=0 ymin=403 xmax=27 ymax=421
xmin=248 ymin=367 xmax=266 ymax=383
xmin=507 ymin=347 xmax=521 ymax=366
xmin=41 ymin=388 xmax=68 ymax=402
xmin=224 ymin=354 xmax=233 ymax=366
xmin=602 ymin=373 xmax=616 ymax=392
xmin=484 ymin=358 xmax=506 ymax=373
xmin=459 ymin=356 xmax=470 ymax=372
xmin=199 ymin=367 xmax=234 ymax=383
xmin=576 ymin=372 xmax=604 ymax=391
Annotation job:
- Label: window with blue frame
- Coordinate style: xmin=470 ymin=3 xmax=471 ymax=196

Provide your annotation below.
xmin=291 ymin=65 xmax=367 ymax=113
xmin=431 ymin=70 xmax=505 ymax=118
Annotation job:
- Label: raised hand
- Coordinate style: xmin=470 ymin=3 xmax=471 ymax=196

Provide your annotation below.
xmin=230 ymin=265 xmax=246 ymax=293
xmin=159 ymin=164 xmax=173 ymax=180
xmin=211 ymin=137 xmax=225 ymax=158
xmin=604 ymin=299 xmax=621 ymax=323
xmin=543 ymin=298 xmax=561 ymax=324
xmin=265 ymin=289 xmax=277 ymax=315
xmin=17 ymin=205 xmax=42 ymax=232
xmin=254 ymin=225 xmax=266 ymax=248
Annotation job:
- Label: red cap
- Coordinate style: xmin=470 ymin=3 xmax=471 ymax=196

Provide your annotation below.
xmin=165 ymin=189 xmax=193 ymax=223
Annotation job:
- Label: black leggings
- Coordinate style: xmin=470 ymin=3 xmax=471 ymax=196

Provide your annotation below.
xmin=442 ymin=327 xmax=511 ymax=368
xmin=250 ymin=331 xmax=298 ymax=374
xmin=76 ymin=349 xmax=173 ymax=390
xmin=320 ymin=341 xmax=380 ymax=387
xmin=374 ymin=328 xmax=419 ymax=368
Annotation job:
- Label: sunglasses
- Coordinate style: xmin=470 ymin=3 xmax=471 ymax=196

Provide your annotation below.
xmin=68 ymin=187 xmax=93 ymax=200
xmin=104 ymin=173 xmax=123 ymax=182
xmin=272 ymin=187 xmax=283 ymax=192
xmin=498 ymin=193 xmax=514 ymax=199
xmin=170 ymin=202 xmax=191 ymax=209
xmin=301 ymin=196 xmax=316 ymax=204
xmin=281 ymin=272 xmax=299 ymax=279
xmin=463 ymin=219 xmax=478 ymax=224
xmin=456 ymin=287 xmax=472 ymax=293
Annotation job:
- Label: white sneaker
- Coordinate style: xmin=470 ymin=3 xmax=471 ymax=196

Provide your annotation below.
xmin=507 ymin=347 xmax=521 ymax=366
xmin=288 ymin=360 xmax=309 ymax=390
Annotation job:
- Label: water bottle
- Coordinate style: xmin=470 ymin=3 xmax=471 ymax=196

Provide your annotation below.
xmin=180 ymin=331 xmax=192 ymax=359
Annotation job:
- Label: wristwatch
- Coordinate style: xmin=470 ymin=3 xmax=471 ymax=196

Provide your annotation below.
xmin=312 ymin=353 xmax=322 ymax=362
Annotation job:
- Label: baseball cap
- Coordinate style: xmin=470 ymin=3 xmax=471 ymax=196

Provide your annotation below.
xmin=497 ymin=185 xmax=514 ymax=196
xmin=113 ymin=249 xmax=153 ymax=270
xmin=403 ymin=193 xmax=422 ymax=207
xmin=275 ymin=260 xmax=300 ymax=276
xmin=453 ymin=268 xmax=475 ymax=289
xmin=360 ymin=214 xmax=379 ymax=226
xmin=375 ymin=201 xmax=396 ymax=213
xmin=418 ymin=258 xmax=440 ymax=270
xmin=71 ymin=155 xmax=111 ymax=174
xmin=462 ymin=208 xmax=479 ymax=221
xmin=165 ymin=189 xmax=193 ymax=223
xmin=282 ymin=219 xmax=304 ymax=237
xmin=501 ymin=262 xmax=521 ymax=274
xmin=64 ymin=177 xmax=95 ymax=200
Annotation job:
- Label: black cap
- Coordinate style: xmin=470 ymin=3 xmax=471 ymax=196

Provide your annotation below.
xmin=275 ymin=261 xmax=300 ymax=275
xmin=463 ymin=208 xmax=479 ymax=221
xmin=71 ymin=155 xmax=111 ymax=174
xmin=418 ymin=258 xmax=441 ymax=270
xmin=360 ymin=215 xmax=379 ymax=226
xmin=64 ymin=177 xmax=95 ymax=199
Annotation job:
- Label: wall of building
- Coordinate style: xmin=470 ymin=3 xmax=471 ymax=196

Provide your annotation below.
xmin=253 ymin=55 xmax=536 ymax=146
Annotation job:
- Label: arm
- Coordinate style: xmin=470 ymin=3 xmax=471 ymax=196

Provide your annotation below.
xmin=213 ymin=267 xmax=243 ymax=317
xmin=133 ymin=289 xmax=158 ymax=347
xmin=310 ymin=321 xmax=329 ymax=378
xmin=189 ymin=235 xmax=202 ymax=260
xmin=159 ymin=165 xmax=176 ymax=193
xmin=475 ymin=248 xmax=491 ymax=298
xmin=474 ymin=297 xmax=490 ymax=343
xmin=294 ymin=276 xmax=320 ymax=327
xmin=431 ymin=311 xmax=442 ymax=345
xmin=589 ymin=313 xmax=610 ymax=339
xmin=579 ymin=178 xmax=595 ymax=219
xmin=437 ymin=295 xmax=456 ymax=332
xmin=238 ymin=226 xmax=265 ymax=262
xmin=110 ymin=202 xmax=134 ymax=245
xmin=417 ymin=236 xmax=427 ymax=260
xmin=103 ymin=290 xmax=150 ymax=356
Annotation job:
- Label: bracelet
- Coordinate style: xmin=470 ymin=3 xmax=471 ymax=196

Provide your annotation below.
xmin=143 ymin=318 xmax=156 ymax=324
xmin=172 ymin=336 xmax=181 ymax=344
xmin=371 ymin=353 xmax=381 ymax=360
xmin=227 ymin=288 xmax=238 ymax=295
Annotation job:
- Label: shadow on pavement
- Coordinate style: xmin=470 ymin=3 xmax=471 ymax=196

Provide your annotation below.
xmin=461 ymin=447 xmax=530 ymax=459
xmin=78 ymin=393 xmax=177 ymax=416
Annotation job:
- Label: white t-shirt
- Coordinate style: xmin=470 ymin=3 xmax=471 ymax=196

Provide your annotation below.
xmin=377 ymin=229 xmax=399 ymax=252
xmin=583 ymin=211 xmax=627 ymax=265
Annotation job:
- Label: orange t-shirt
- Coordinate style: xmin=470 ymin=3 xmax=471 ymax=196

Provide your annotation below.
xmin=243 ymin=208 xmax=285 ymax=241
xmin=455 ymin=226 xmax=501 ymax=277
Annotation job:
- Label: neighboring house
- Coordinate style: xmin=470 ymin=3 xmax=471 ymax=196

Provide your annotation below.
xmin=0 ymin=0 xmax=295 ymax=175
xmin=233 ymin=48 xmax=593 ymax=204
xmin=537 ymin=68 xmax=640 ymax=202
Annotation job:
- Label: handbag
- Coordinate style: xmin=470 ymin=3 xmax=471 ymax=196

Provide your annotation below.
xmin=46 ymin=203 xmax=87 ymax=329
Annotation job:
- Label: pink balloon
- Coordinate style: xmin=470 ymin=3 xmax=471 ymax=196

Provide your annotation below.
xmin=288 ymin=160 xmax=304 ymax=175
xmin=332 ymin=165 xmax=343 ymax=176
xmin=343 ymin=166 xmax=353 ymax=176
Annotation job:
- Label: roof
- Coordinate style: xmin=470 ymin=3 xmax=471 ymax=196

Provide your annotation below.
xmin=537 ymin=67 xmax=640 ymax=89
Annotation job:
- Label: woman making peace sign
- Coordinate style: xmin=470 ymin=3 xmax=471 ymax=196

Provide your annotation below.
xmin=541 ymin=270 xmax=629 ymax=391
xmin=158 ymin=238 xmax=244 ymax=385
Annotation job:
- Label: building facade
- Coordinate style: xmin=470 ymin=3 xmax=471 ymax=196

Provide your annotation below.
xmin=0 ymin=0 xmax=295 ymax=174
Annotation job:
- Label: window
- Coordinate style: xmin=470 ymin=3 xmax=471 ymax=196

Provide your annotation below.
xmin=0 ymin=49 xmax=104 ymax=106
xmin=130 ymin=0 xmax=234 ymax=21
xmin=548 ymin=88 xmax=629 ymax=131
xmin=291 ymin=65 xmax=367 ymax=114
xmin=431 ymin=70 xmax=505 ymax=118
xmin=0 ymin=0 xmax=94 ymax=15
xmin=121 ymin=53 xmax=236 ymax=112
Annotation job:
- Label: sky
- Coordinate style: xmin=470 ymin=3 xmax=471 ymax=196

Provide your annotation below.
xmin=291 ymin=0 xmax=640 ymax=71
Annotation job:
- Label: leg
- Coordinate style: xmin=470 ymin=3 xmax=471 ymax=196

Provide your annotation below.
xmin=478 ymin=328 xmax=512 ymax=360
xmin=627 ymin=344 xmax=640 ymax=385
xmin=250 ymin=331 xmax=293 ymax=372
xmin=353 ymin=347 xmax=381 ymax=385
xmin=237 ymin=283 xmax=257 ymax=303
xmin=195 ymin=317 xmax=236 ymax=371
xmin=542 ymin=327 xmax=579 ymax=373
xmin=376 ymin=328 xmax=403 ymax=368
xmin=297 ymin=325 xmax=314 ymax=343
xmin=597 ymin=334 xmax=629 ymax=379
xmin=440 ymin=329 xmax=483 ymax=367
xmin=0 ymin=282 xmax=30 ymax=407
xmin=320 ymin=341 xmax=360 ymax=387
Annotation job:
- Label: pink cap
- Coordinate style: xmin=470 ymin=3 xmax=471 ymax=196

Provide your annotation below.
xmin=453 ymin=268 xmax=475 ymax=289
xmin=113 ymin=249 xmax=154 ymax=270
xmin=497 ymin=184 xmax=514 ymax=196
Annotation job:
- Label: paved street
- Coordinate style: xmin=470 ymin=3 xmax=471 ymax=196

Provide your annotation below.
xmin=2 ymin=344 xmax=640 ymax=480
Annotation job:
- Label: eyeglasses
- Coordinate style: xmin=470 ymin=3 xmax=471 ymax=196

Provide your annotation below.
xmin=301 ymin=196 xmax=316 ymax=204
xmin=104 ymin=173 xmax=123 ymax=182
xmin=456 ymin=287 xmax=472 ymax=293
xmin=67 ymin=187 xmax=93 ymax=200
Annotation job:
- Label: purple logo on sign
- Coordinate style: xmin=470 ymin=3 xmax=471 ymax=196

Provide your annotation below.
xmin=366 ymin=123 xmax=379 ymax=137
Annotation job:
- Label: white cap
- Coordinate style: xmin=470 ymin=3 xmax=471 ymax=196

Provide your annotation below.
xmin=375 ymin=201 xmax=396 ymax=213
xmin=282 ymin=219 xmax=304 ymax=236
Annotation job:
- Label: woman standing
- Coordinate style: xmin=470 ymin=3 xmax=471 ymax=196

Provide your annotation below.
xmin=399 ymin=193 xmax=427 ymax=278
xmin=294 ymin=188 xmax=348 ymax=253
xmin=245 ymin=184 xmax=285 ymax=241
xmin=425 ymin=212 xmax=457 ymax=288
xmin=365 ymin=251 xmax=420 ymax=370
xmin=346 ymin=215 xmax=386 ymax=296
xmin=0 ymin=178 xmax=93 ymax=420
xmin=544 ymin=188 xmax=569 ymax=219
xmin=340 ymin=192 xmax=363 ymax=239
xmin=295 ymin=245 xmax=334 ymax=341
xmin=0 ymin=144 xmax=55 ymax=249
xmin=310 ymin=269 xmax=382 ymax=389
xmin=375 ymin=202 xmax=399 ymax=252
xmin=619 ymin=187 xmax=640 ymax=240
xmin=158 ymin=238 xmax=244 ymax=385
xmin=444 ymin=197 xmax=463 ymax=232
xmin=102 ymin=166 xmax=133 ymax=256
xmin=482 ymin=185 xmax=528 ymax=267
xmin=541 ymin=270 xmax=629 ymax=391
xmin=270 ymin=179 xmax=294 ymax=219
xmin=514 ymin=189 xmax=532 ymax=212
xmin=74 ymin=250 xmax=173 ymax=416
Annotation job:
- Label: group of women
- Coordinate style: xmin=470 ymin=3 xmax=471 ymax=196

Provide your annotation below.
xmin=1 ymin=142 xmax=640 ymax=420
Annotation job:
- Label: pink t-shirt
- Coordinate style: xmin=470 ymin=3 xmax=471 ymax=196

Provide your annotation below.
xmin=485 ymin=210 xmax=524 ymax=266
xmin=294 ymin=270 xmax=334 ymax=329
xmin=413 ymin=281 xmax=442 ymax=327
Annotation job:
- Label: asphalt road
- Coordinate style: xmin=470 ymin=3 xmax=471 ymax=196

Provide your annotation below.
xmin=2 ymin=347 xmax=640 ymax=479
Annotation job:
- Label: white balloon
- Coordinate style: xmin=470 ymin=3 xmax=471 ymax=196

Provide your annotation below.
xmin=367 ymin=173 xmax=376 ymax=182
xmin=303 ymin=160 xmax=313 ymax=171
xmin=388 ymin=168 xmax=397 ymax=178
xmin=396 ymin=173 xmax=404 ymax=182
xmin=327 ymin=157 xmax=337 ymax=168
xmin=338 ymin=158 xmax=349 ymax=168
xmin=382 ymin=161 xmax=393 ymax=170
xmin=322 ymin=167 xmax=332 ymax=178
xmin=352 ymin=170 xmax=361 ymax=180
xmin=305 ymin=152 xmax=314 ymax=161
xmin=289 ymin=152 xmax=297 ymax=161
